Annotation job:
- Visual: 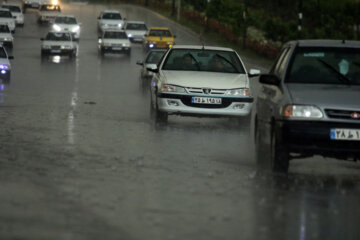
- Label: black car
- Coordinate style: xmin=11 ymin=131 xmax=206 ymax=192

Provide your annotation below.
xmin=255 ymin=39 xmax=360 ymax=173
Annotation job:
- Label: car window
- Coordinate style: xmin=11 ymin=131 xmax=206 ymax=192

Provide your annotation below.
xmin=162 ymin=49 xmax=246 ymax=73
xmin=55 ymin=17 xmax=77 ymax=24
xmin=286 ymin=47 xmax=360 ymax=85
xmin=271 ymin=47 xmax=290 ymax=76
xmin=145 ymin=51 xmax=166 ymax=64
xmin=0 ymin=24 xmax=9 ymax=33
xmin=148 ymin=29 xmax=172 ymax=37
xmin=45 ymin=32 xmax=71 ymax=41
xmin=104 ymin=31 xmax=127 ymax=39
xmin=126 ymin=23 xmax=147 ymax=30
xmin=0 ymin=47 xmax=6 ymax=58
xmin=2 ymin=5 xmax=21 ymax=12
xmin=102 ymin=13 xmax=122 ymax=20
xmin=0 ymin=10 xmax=12 ymax=18
xmin=40 ymin=5 xmax=60 ymax=11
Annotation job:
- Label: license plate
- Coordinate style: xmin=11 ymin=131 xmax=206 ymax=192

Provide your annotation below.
xmin=112 ymin=47 xmax=122 ymax=50
xmin=192 ymin=97 xmax=221 ymax=104
xmin=330 ymin=128 xmax=360 ymax=141
xmin=51 ymin=50 xmax=61 ymax=53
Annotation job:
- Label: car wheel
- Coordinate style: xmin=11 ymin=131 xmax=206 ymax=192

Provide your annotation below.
xmin=150 ymin=96 xmax=168 ymax=123
xmin=100 ymin=48 xmax=105 ymax=56
xmin=255 ymin=117 xmax=269 ymax=170
xmin=270 ymin=125 xmax=289 ymax=173
xmin=8 ymin=43 xmax=13 ymax=49
xmin=41 ymin=51 xmax=47 ymax=59
xmin=126 ymin=49 xmax=131 ymax=56
xmin=2 ymin=72 xmax=11 ymax=83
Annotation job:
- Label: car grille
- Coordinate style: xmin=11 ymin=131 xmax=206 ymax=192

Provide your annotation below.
xmin=186 ymin=87 xmax=226 ymax=95
xmin=325 ymin=109 xmax=360 ymax=120
xmin=111 ymin=44 xmax=123 ymax=47
xmin=51 ymin=46 xmax=61 ymax=50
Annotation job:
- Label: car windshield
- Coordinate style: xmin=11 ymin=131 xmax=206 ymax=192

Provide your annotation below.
xmin=45 ymin=32 xmax=71 ymax=41
xmin=162 ymin=49 xmax=246 ymax=73
xmin=286 ymin=47 xmax=360 ymax=85
xmin=40 ymin=5 xmax=60 ymax=11
xmin=0 ymin=10 xmax=12 ymax=18
xmin=0 ymin=24 xmax=9 ymax=33
xmin=55 ymin=17 xmax=77 ymax=24
xmin=2 ymin=5 xmax=21 ymax=12
xmin=126 ymin=23 xmax=147 ymax=30
xmin=102 ymin=12 xmax=121 ymax=20
xmin=145 ymin=50 xmax=166 ymax=64
xmin=148 ymin=29 xmax=172 ymax=37
xmin=104 ymin=31 xmax=127 ymax=39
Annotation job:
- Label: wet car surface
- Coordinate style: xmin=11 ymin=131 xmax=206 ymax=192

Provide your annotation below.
xmin=0 ymin=1 xmax=359 ymax=240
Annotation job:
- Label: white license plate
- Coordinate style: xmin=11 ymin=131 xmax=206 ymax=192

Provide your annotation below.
xmin=330 ymin=128 xmax=360 ymax=141
xmin=192 ymin=97 xmax=221 ymax=104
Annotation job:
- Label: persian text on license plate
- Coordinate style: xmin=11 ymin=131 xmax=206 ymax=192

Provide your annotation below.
xmin=192 ymin=97 xmax=221 ymax=105
xmin=330 ymin=128 xmax=360 ymax=141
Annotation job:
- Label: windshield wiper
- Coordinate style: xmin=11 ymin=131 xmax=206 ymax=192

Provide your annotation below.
xmin=187 ymin=52 xmax=200 ymax=70
xmin=215 ymin=54 xmax=238 ymax=72
xmin=317 ymin=58 xmax=351 ymax=85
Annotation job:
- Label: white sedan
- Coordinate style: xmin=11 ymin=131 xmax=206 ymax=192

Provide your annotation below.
xmin=37 ymin=4 xmax=61 ymax=24
xmin=97 ymin=10 xmax=125 ymax=33
xmin=149 ymin=45 xmax=260 ymax=123
xmin=0 ymin=24 xmax=13 ymax=48
xmin=123 ymin=21 xmax=147 ymax=43
xmin=40 ymin=31 xmax=77 ymax=59
xmin=0 ymin=8 xmax=15 ymax=33
xmin=98 ymin=30 xmax=131 ymax=56
xmin=1 ymin=4 xmax=24 ymax=26
xmin=52 ymin=15 xmax=81 ymax=40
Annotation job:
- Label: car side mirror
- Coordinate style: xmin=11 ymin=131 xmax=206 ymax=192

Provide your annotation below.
xmin=8 ymin=56 xmax=14 ymax=60
xmin=259 ymin=74 xmax=281 ymax=86
xmin=136 ymin=60 xmax=144 ymax=66
xmin=147 ymin=65 xmax=158 ymax=73
xmin=248 ymin=69 xmax=261 ymax=78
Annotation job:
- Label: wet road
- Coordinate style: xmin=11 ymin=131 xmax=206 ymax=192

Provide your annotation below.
xmin=0 ymin=1 xmax=360 ymax=240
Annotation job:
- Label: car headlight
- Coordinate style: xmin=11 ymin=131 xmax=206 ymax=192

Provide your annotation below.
xmin=122 ymin=43 xmax=130 ymax=47
xmin=127 ymin=33 xmax=132 ymax=38
xmin=161 ymin=84 xmax=186 ymax=93
xmin=3 ymin=37 xmax=13 ymax=41
xmin=52 ymin=24 xmax=61 ymax=31
xmin=283 ymin=105 xmax=323 ymax=119
xmin=225 ymin=88 xmax=250 ymax=96
xmin=103 ymin=43 xmax=111 ymax=47
xmin=61 ymin=45 xmax=72 ymax=49
xmin=0 ymin=64 xmax=9 ymax=70
xmin=72 ymin=26 xmax=80 ymax=33
xmin=101 ymin=23 xmax=108 ymax=27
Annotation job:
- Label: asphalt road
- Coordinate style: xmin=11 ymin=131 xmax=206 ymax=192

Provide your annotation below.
xmin=0 ymin=1 xmax=360 ymax=240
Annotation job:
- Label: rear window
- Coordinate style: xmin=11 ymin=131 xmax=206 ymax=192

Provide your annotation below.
xmin=286 ymin=47 xmax=360 ymax=85
xmin=149 ymin=29 xmax=172 ymax=37
xmin=104 ymin=31 xmax=127 ymax=39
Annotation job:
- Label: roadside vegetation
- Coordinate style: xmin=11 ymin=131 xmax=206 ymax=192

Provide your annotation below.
xmin=83 ymin=0 xmax=360 ymax=60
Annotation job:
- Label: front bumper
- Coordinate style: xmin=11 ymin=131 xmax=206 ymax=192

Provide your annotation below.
xmin=42 ymin=49 xmax=74 ymax=55
xmin=146 ymin=43 xmax=172 ymax=50
xmin=157 ymin=93 xmax=253 ymax=117
xmin=277 ymin=120 xmax=360 ymax=159
xmin=101 ymin=46 xmax=131 ymax=53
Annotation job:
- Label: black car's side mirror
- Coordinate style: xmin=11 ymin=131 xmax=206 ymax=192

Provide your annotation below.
xmin=259 ymin=74 xmax=281 ymax=86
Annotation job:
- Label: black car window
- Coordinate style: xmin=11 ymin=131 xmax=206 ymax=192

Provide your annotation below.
xmin=272 ymin=47 xmax=290 ymax=76
xmin=0 ymin=47 xmax=7 ymax=58
xmin=45 ymin=32 xmax=71 ymax=41
xmin=286 ymin=47 xmax=360 ymax=85
xmin=2 ymin=5 xmax=21 ymax=12
xmin=102 ymin=13 xmax=122 ymax=19
xmin=55 ymin=17 xmax=77 ymax=24
xmin=126 ymin=23 xmax=147 ymax=30
xmin=148 ymin=30 xmax=172 ymax=37
xmin=0 ymin=10 xmax=12 ymax=18
xmin=162 ymin=49 xmax=246 ymax=73
xmin=145 ymin=51 xmax=166 ymax=64
xmin=104 ymin=31 xmax=127 ymax=39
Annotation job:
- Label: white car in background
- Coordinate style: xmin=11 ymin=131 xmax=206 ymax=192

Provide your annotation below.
xmin=0 ymin=8 xmax=15 ymax=33
xmin=52 ymin=15 xmax=81 ymax=40
xmin=0 ymin=23 xmax=13 ymax=48
xmin=149 ymin=45 xmax=260 ymax=123
xmin=97 ymin=10 xmax=125 ymax=33
xmin=40 ymin=31 xmax=77 ymax=59
xmin=37 ymin=4 xmax=61 ymax=24
xmin=123 ymin=21 xmax=147 ymax=43
xmin=98 ymin=29 xmax=131 ymax=56
xmin=1 ymin=4 xmax=24 ymax=26
xmin=23 ymin=0 xmax=44 ymax=11
xmin=0 ymin=44 xmax=13 ymax=82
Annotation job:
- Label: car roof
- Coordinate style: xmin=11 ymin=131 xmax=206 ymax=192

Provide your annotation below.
xmin=171 ymin=45 xmax=236 ymax=52
xmin=102 ymin=10 xmax=120 ymax=13
xmin=149 ymin=27 xmax=170 ymax=31
xmin=126 ymin=21 xmax=145 ymax=24
xmin=288 ymin=39 xmax=360 ymax=48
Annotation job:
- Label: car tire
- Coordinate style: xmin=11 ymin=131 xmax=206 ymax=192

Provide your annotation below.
xmin=8 ymin=43 xmax=13 ymax=49
xmin=270 ymin=125 xmax=290 ymax=173
xmin=255 ymin=117 xmax=269 ymax=170
xmin=2 ymin=72 xmax=11 ymax=83
xmin=100 ymin=48 xmax=105 ymax=56
xmin=126 ymin=49 xmax=131 ymax=56
xmin=150 ymin=96 xmax=168 ymax=123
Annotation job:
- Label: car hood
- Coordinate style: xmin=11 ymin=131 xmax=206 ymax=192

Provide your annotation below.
xmin=125 ymin=30 xmax=146 ymax=35
xmin=287 ymin=84 xmax=360 ymax=109
xmin=0 ymin=58 xmax=11 ymax=68
xmin=0 ymin=18 xmax=14 ymax=23
xmin=55 ymin=24 xmax=79 ymax=29
xmin=146 ymin=36 xmax=174 ymax=42
xmin=102 ymin=39 xmax=130 ymax=44
xmin=161 ymin=70 xmax=248 ymax=89
xmin=0 ymin=32 xmax=12 ymax=38
xmin=99 ymin=19 xmax=124 ymax=24
xmin=40 ymin=12 xmax=60 ymax=17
